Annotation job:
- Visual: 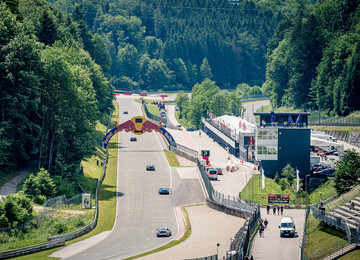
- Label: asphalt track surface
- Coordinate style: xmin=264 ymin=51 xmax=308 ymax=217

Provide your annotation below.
xmin=65 ymin=98 xmax=180 ymax=259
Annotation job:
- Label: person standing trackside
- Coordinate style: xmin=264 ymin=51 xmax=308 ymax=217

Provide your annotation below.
xmin=277 ymin=206 xmax=280 ymax=215
xmin=273 ymin=206 xmax=276 ymax=215
xmin=281 ymin=205 xmax=284 ymax=215
xmin=267 ymin=205 xmax=270 ymax=214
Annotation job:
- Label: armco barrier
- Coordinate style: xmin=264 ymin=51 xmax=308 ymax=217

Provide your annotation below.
xmin=0 ymin=238 xmax=65 ymax=259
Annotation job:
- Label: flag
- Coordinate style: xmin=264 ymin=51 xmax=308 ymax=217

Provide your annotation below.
xmin=296 ymin=113 xmax=302 ymax=124
xmin=288 ymin=114 xmax=293 ymax=123
xmin=261 ymin=168 xmax=265 ymax=189
xmin=243 ymin=123 xmax=246 ymax=131
xmin=296 ymin=168 xmax=300 ymax=192
xmin=270 ymin=111 xmax=276 ymax=123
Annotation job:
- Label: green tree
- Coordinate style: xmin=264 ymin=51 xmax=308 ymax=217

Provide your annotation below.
xmin=227 ymin=91 xmax=243 ymax=116
xmin=200 ymin=57 xmax=213 ymax=81
xmin=281 ymin=164 xmax=295 ymax=183
xmin=175 ymin=91 xmax=189 ymax=116
xmin=38 ymin=10 xmax=58 ymax=46
xmin=279 ymin=178 xmax=287 ymax=191
xmin=334 ymin=149 xmax=360 ymax=194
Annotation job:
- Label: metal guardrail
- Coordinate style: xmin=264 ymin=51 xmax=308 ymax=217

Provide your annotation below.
xmin=0 ymin=238 xmax=65 ymax=259
xmin=196 ymin=159 xmax=214 ymax=201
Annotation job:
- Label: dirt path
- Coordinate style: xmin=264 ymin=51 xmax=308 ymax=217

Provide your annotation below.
xmin=0 ymin=159 xmax=38 ymax=198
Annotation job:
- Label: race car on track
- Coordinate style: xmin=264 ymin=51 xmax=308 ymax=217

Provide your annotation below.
xmin=156 ymin=228 xmax=171 ymax=237
xmin=130 ymin=137 xmax=137 ymax=141
xmin=158 ymin=188 xmax=170 ymax=194
xmin=146 ymin=165 xmax=155 ymax=171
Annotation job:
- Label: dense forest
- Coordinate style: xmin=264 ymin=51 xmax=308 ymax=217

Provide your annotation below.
xmin=0 ymin=0 xmax=113 ymax=182
xmin=52 ymin=0 xmax=290 ymax=90
xmin=264 ymin=0 xmax=360 ymax=116
xmin=2 ymin=0 xmax=360 ymax=181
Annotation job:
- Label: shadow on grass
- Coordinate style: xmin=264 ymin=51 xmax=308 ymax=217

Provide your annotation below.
xmin=319 ymin=225 xmax=346 ymax=238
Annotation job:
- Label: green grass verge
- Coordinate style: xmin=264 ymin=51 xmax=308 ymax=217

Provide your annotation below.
xmin=147 ymin=105 xmax=160 ymax=117
xmin=304 ymin=225 xmax=346 ymax=258
xmin=164 ymin=150 xmax=180 ymax=167
xmin=13 ymin=101 xmax=119 ymax=260
xmin=240 ymin=175 xmax=336 ymax=205
xmin=310 ymin=125 xmax=360 ymax=133
xmin=124 ymin=205 xmax=194 ymax=260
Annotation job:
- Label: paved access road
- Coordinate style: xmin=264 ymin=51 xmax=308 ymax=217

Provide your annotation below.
xmin=243 ymin=100 xmax=270 ymax=124
xmin=250 ymin=207 xmax=306 ymax=260
xmin=167 ymin=128 xmax=256 ymax=197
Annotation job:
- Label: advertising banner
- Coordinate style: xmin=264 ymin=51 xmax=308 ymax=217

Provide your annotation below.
xmin=268 ymin=194 xmax=276 ymax=204
xmin=82 ymin=193 xmax=91 ymax=209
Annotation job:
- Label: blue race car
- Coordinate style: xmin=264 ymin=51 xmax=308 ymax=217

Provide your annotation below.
xmin=158 ymin=188 xmax=170 ymax=194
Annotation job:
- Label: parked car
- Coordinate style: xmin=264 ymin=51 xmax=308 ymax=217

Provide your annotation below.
xmin=187 ymin=127 xmax=194 ymax=131
xmin=158 ymin=188 xmax=170 ymax=194
xmin=325 ymin=150 xmax=336 ymax=155
xmin=215 ymin=168 xmax=223 ymax=175
xmin=156 ymin=228 xmax=171 ymax=237
xmin=146 ymin=165 xmax=155 ymax=171
xmin=315 ymin=169 xmax=336 ymax=176
xmin=177 ymin=125 xmax=182 ymax=130
xmin=207 ymin=168 xmax=218 ymax=180
xmin=130 ymin=137 xmax=137 ymax=141
xmin=279 ymin=217 xmax=296 ymax=237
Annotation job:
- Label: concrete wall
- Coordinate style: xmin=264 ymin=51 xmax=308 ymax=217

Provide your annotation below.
xmin=169 ymin=145 xmax=197 ymax=162
xmin=206 ymin=198 xmax=252 ymax=219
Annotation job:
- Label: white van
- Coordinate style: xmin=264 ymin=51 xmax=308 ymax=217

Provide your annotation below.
xmin=206 ymin=168 xmax=218 ymax=180
xmin=279 ymin=217 xmax=296 ymax=237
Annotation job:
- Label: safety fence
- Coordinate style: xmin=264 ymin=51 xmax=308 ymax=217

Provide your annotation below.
xmin=41 ymin=193 xmax=83 ymax=214
xmin=300 ymin=207 xmax=310 ymax=260
xmin=308 ymin=115 xmax=360 ymax=126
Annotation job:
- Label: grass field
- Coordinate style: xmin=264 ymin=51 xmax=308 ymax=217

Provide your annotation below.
xmin=304 ymin=225 xmax=346 ymax=258
xmin=164 ymin=150 xmax=180 ymax=167
xmin=147 ymin=105 xmax=160 ymax=117
xmin=15 ymin=101 xmax=120 ymax=259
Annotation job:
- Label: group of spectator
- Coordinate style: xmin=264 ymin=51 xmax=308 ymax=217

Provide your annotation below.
xmin=266 ymin=204 xmax=284 ymax=215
